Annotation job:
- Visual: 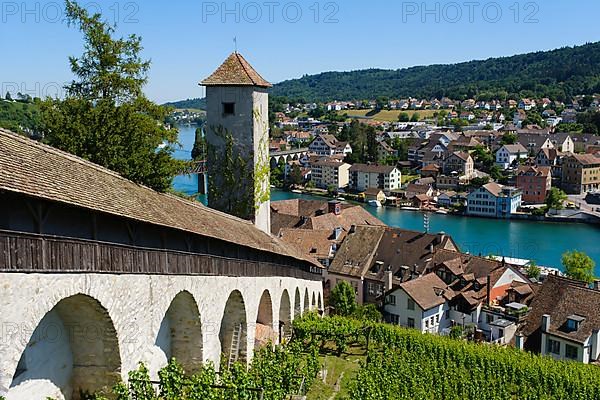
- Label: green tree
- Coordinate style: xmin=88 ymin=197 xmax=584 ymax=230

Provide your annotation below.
xmin=290 ymin=164 xmax=303 ymax=185
xmin=501 ymin=132 xmax=517 ymax=145
xmin=329 ymin=281 xmax=357 ymax=317
xmin=410 ymin=113 xmax=419 ymax=122
xmin=545 ymin=188 xmax=567 ymax=210
xmin=5 ymin=92 xmax=11 ymax=101
xmin=562 ymin=250 xmax=595 ymax=284
xmin=398 ymin=112 xmax=410 ymax=122
xmin=470 ymin=176 xmax=490 ymax=188
xmin=525 ymin=262 xmax=541 ymax=280
xmin=353 ymin=304 xmax=382 ymax=322
xmin=472 ymin=145 xmax=494 ymax=171
xmin=40 ymin=0 xmax=183 ymax=192
xmin=391 ymin=137 xmax=410 ymax=161
xmin=366 ymin=126 xmax=378 ymax=162
xmin=191 ymin=127 xmax=206 ymax=160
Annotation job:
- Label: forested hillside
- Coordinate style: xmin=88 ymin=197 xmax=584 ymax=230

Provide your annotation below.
xmin=163 ymin=97 xmax=206 ymax=110
xmin=0 ymin=99 xmax=41 ymax=134
xmin=271 ymin=42 xmax=600 ymax=102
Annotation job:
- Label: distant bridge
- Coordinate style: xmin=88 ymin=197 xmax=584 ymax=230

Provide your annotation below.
xmin=270 ymin=148 xmax=309 ymax=168
xmin=180 ymin=160 xmax=207 ymax=175
xmin=180 ymin=148 xmax=310 ymax=176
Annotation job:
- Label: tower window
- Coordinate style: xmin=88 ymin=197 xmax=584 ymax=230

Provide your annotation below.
xmin=222 ymin=102 xmax=235 ymax=115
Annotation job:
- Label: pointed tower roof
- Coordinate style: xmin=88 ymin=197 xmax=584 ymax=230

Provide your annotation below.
xmin=201 ymin=52 xmax=272 ymax=88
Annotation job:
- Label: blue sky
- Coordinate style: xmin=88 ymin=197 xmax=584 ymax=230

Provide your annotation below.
xmin=2 ymin=0 xmax=600 ymax=103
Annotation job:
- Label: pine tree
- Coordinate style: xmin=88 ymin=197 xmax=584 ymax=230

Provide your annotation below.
xmin=41 ymin=0 xmax=184 ymax=192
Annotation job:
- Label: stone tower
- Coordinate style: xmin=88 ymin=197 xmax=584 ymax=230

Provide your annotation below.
xmin=201 ymin=52 xmax=271 ymax=234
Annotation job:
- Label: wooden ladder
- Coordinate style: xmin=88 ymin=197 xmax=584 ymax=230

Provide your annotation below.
xmin=228 ymin=323 xmax=243 ymax=368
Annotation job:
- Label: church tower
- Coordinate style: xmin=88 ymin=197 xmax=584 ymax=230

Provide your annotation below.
xmin=201 ymin=52 xmax=271 ymax=234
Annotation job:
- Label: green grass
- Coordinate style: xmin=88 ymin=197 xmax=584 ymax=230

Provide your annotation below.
xmin=401 ymin=174 xmax=419 ymax=184
xmin=306 ymin=345 xmax=364 ymax=400
xmin=340 ymin=109 xmax=441 ymax=122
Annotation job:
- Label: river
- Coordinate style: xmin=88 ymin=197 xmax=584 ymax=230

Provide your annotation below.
xmin=172 ymin=124 xmax=600 ymax=271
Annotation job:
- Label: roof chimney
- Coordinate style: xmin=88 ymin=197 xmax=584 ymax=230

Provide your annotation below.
xmin=515 ymin=334 xmax=525 ymax=350
xmin=328 ymin=200 xmax=341 ymax=215
xmin=411 ymin=264 xmax=418 ymax=279
xmin=542 ymin=314 xmax=551 ymax=332
xmin=384 ymin=270 xmax=393 ymax=292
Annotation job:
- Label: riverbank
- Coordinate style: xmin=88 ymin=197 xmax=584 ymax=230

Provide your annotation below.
xmin=285 ymin=186 xmax=600 ymax=225
xmin=172 ymin=124 xmax=600 ymax=273
xmin=268 ymin=188 xmax=600 ymax=271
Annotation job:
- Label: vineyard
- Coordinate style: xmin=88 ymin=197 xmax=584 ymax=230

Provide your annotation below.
xmin=294 ymin=314 xmax=600 ymax=399
xmin=47 ymin=313 xmax=600 ymax=399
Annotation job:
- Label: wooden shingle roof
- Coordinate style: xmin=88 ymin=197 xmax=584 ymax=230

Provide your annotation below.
xmin=0 ymin=129 xmax=317 ymax=267
xmin=201 ymin=52 xmax=272 ymax=88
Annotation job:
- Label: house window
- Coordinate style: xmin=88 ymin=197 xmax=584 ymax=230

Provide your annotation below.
xmin=222 ymin=102 xmax=235 ymax=115
xmin=424 ymin=319 xmax=429 ymax=329
xmin=388 ymin=295 xmax=396 ymax=306
xmin=407 ymin=317 xmax=415 ymax=329
xmin=435 ymin=314 xmax=440 ymax=324
xmin=389 ymin=313 xmax=399 ymax=324
xmin=566 ymin=318 xmax=582 ymax=333
xmin=367 ymin=282 xmax=382 ymax=296
xmin=350 ymin=281 xmax=359 ymax=294
xmin=486 ymin=313 xmax=494 ymax=324
xmin=565 ymin=344 xmax=578 ymax=360
xmin=407 ymin=298 xmax=415 ymax=310
xmin=547 ymin=338 xmax=560 ymax=355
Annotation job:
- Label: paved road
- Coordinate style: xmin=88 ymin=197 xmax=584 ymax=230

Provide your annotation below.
xmin=567 ymin=194 xmax=600 ymax=216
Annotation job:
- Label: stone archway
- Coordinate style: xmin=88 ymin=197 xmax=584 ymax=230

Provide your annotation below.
xmin=9 ymin=294 xmax=121 ymax=400
xmin=304 ymin=288 xmax=310 ymax=312
xmin=279 ymin=289 xmax=292 ymax=341
xmin=155 ymin=291 xmax=203 ymax=373
xmin=255 ymin=290 xmax=275 ymax=348
xmin=318 ymin=293 xmax=323 ymax=311
xmin=219 ymin=290 xmax=247 ymax=367
xmin=294 ymin=288 xmax=301 ymax=318
xmin=312 ymin=292 xmax=317 ymax=309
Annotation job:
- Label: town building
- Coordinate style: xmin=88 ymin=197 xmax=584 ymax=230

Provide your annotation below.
xmin=384 ymin=273 xmax=452 ymax=333
xmin=270 ymin=199 xmax=385 ymax=236
xmin=519 ymin=275 xmax=600 ymax=364
xmin=377 ymin=141 xmax=397 ymax=160
xmin=363 ymin=188 xmax=387 ymax=204
xmin=309 ymin=157 xmax=350 ymax=189
xmin=405 ymin=183 xmax=434 ymax=199
xmin=515 ymin=166 xmax=552 ymax=204
xmin=385 ymin=250 xmax=533 ymax=341
xmin=467 ymin=183 xmax=522 ymax=218
xmin=561 ymin=154 xmax=600 ymax=194
xmin=443 ymin=151 xmax=474 ymax=178
xmin=308 ymin=134 xmax=352 ymax=156
xmin=349 ymin=164 xmax=401 ymax=193
xmin=496 ymin=144 xmax=528 ymax=170
xmin=277 ymin=228 xmax=344 ymax=268
xmin=327 ymin=226 xmax=458 ymax=305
